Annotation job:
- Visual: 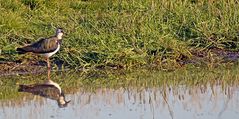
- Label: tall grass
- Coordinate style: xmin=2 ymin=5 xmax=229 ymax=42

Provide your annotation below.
xmin=1 ymin=0 xmax=239 ymax=68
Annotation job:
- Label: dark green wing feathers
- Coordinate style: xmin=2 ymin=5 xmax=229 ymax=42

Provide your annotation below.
xmin=17 ymin=37 xmax=59 ymax=54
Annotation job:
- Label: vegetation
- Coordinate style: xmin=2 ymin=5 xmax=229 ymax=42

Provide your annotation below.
xmin=1 ymin=0 xmax=239 ymax=69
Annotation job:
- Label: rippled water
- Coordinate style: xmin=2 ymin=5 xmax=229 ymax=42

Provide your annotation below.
xmin=1 ymin=79 xmax=239 ymax=119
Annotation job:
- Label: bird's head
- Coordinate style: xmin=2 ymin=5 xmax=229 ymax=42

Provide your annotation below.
xmin=56 ymin=28 xmax=64 ymax=39
xmin=57 ymin=91 xmax=71 ymax=108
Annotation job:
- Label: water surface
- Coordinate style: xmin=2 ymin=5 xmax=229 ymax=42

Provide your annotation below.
xmin=0 ymin=68 xmax=239 ymax=119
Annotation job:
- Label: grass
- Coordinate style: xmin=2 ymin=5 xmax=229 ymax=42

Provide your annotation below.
xmin=1 ymin=0 xmax=239 ymax=69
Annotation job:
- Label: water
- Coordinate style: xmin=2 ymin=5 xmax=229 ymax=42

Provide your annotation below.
xmin=1 ymin=69 xmax=239 ymax=119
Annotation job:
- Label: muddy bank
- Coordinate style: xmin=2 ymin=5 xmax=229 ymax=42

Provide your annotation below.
xmin=0 ymin=61 xmax=46 ymax=76
xmin=1 ymin=47 xmax=239 ymax=76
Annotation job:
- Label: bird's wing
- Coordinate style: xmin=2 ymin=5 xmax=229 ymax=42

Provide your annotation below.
xmin=18 ymin=84 xmax=61 ymax=100
xmin=24 ymin=37 xmax=59 ymax=53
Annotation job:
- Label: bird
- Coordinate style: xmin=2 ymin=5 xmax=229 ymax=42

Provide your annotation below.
xmin=16 ymin=28 xmax=64 ymax=79
xmin=18 ymin=80 xmax=71 ymax=108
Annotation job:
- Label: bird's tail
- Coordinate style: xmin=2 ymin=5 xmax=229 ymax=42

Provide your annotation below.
xmin=16 ymin=48 xmax=27 ymax=54
xmin=18 ymin=85 xmax=31 ymax=92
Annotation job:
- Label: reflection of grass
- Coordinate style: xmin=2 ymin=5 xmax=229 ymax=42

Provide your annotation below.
xmin=1 ymin=1 xmax=239 ymax=68
xmin=1 ymin=65 xmax=239 ymax=101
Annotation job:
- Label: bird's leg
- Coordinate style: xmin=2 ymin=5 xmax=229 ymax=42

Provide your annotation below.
xmin=47 ymin=57 xmax=51 ymax=70
xmin=47 ymin=67 xmax=51 ymax=80
xmin=46 ymin=57 xmax=51 ymax=80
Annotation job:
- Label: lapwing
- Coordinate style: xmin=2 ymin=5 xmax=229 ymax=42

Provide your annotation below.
xmin=18 ymin=80 xmax=71 ymax=108
xmin=16 ymin=28 xmax=64 ymax=79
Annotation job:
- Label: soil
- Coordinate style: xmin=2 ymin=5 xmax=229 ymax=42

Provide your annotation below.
xmin=1 ymin=47 xmax=239 ymax=76
xmin=0 ymin=60 xmax=46 ymax=76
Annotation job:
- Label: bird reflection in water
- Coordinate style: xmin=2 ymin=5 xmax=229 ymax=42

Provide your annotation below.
xmin=18 ymin=80 xmax=71 ymax=108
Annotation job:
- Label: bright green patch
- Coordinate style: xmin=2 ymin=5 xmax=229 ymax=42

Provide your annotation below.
xmin=1 ymin=0 xmax=239 ymax=68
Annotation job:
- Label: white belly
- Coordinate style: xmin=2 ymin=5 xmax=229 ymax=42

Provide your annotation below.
xmin=40 ymin=44 xmax=60 ymax=58
xmin=44 ymin=80 xmax=62 ymax=94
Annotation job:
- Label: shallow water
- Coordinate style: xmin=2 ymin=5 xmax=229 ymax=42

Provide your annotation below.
xmin=1 ymin=69 xmax=239 ymax=119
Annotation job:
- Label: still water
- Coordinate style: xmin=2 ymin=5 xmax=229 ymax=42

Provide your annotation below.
xmin=0 ymin=69 xmax=239 ymax=119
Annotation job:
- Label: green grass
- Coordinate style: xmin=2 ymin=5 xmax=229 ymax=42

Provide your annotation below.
xmin=1 ymin=0 xmax=239 ymax=69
